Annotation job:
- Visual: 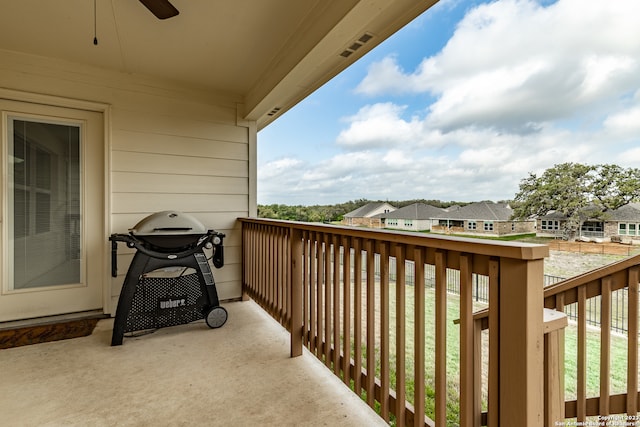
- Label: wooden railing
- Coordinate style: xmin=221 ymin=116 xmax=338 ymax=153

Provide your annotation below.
xmin=544 ymin=254 xmax=640 ymax=421
xmin=473 ymin=253 xmax=640 ymax=424
xmin=239 ymin=218 xmax=550 ymax=426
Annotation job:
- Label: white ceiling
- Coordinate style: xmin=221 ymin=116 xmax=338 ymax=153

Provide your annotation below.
xmin=0 ymin=0 xmax=438 ymax=128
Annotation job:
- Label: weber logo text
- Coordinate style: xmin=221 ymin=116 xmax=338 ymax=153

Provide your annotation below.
xmin=158 ymin=297 xmax=187 ymax=310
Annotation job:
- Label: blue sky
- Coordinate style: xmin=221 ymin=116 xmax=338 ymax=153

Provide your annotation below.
xmin=257 ymin=0 xmax=640 ymax=205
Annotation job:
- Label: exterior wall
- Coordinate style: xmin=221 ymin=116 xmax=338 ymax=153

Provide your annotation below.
xmin=0 ymin=49 xmax=249 ymax=315
xmin=433 ymin=221 xmax=535 ymax=236
xmin=348 ymin=217 xmax=383 ymax=228
xmin=607 ymin=221 xmax=640 ymax=243
xmin=384 ymin=219 xmax=433 ymax=232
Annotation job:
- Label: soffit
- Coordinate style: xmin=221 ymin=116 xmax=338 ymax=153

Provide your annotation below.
xmin=0 ymin=0 xmax=438 ymax=129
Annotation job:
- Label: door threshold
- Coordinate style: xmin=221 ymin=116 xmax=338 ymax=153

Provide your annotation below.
xmin=0 ymin=310 xmax=108 ymax=350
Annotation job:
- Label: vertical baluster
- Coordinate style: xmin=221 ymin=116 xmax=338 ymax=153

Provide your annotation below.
xmin=414 ymin=247 xmax=426 ymax=427
xmin=309 ymin=232 xmax=317 ymax=354
xmin=290 ymin=228 xmax=303 ymax=357
xmin=577 ymin=285 xmax=587 ymax=421
xmin=354 ymin=238 xmax=363 ymax=395
xmin=333 ymin=234 xmax=341 ymax=374
xmin=435 ymin=251 xmax=447 ymax=426
xmin=600 ymin=277 xmax=611 ymax=416
xmin=284 ymin=228 xmax=290 ymax=322
xmin=395 ymin=245 xmax=407 ymax=427
xmin=380 ymin=242 xmax=390 ymax=421
xmin=242 ymin=225 xmax=249 ymax=297
xmin=269 ymin=227 xmax=275 ymax=316
xmin=258 ymin=226 xmax=270 ymax=306
xmin=487 ymin=259 xmax=499 ymax=427
xmin=459 ymin=254 xmax=474 ymax=427
xmin=325 ymin=234 xmax=332 ymax=367
xmin=302 ymin=232 xmax=309 ymax=347
xmin=342 ymin=236 xmax=352 ymax=386
xmin=627 ymin=267 xmax=639 ymax=415
xmin=366 ymin=240 xmax=376 ymax=407
xmin=317 ymin=234 xmax=325 ymax=360
xmin=277 ymin=228 xmax=283 ymax=320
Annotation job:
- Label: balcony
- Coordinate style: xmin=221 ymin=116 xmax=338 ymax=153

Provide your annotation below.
xmin=2 ymin=218 xmax=639 ymax=426
xmin=239 ymin=218 xmax=640 ymax=426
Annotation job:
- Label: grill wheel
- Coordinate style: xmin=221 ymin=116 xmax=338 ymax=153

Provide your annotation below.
xmin=205 ymin=306 xmax=228 ymax=328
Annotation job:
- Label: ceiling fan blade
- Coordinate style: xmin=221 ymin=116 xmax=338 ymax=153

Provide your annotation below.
xmin=139 ymin=0 xmax=179 ymax=20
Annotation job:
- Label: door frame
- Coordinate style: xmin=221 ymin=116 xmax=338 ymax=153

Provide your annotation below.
xmin=0 ymin=88 xmax=111 ymax=320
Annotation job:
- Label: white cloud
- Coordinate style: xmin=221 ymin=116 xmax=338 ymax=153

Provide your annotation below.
xmin=258 ymin=0 xmax=640 ymax=205
xmin=357 ymin=0 xmax=640 ymax=134
xmin=336 ymin=103 xmax=426 ymax=149
xmin=603 ymin=106 xmax=640 ymax=138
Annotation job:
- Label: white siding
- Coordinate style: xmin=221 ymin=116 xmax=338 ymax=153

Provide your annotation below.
xmin=0 ymin=49 xmax=251 ymax=314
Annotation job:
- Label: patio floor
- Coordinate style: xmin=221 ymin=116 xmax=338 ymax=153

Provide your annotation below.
xmin=0 ymin=300 xmax=386 ymax=427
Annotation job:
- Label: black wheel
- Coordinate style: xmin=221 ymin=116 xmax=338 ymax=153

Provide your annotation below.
xmin=205 ymin=306 xmax=228 ymax=329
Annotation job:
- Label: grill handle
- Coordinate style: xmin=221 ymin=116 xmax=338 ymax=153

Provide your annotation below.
xmin=109 ymin=230 xmax=225 ymax=276
xmin=111 ymin=238 xmax=119 ymax=277
xmin=212 ymin=244 xmax=224 ymax=268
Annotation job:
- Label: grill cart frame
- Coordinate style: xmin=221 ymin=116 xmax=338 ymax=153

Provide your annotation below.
xmin=109 ymin=211 xmax=226 ymax=346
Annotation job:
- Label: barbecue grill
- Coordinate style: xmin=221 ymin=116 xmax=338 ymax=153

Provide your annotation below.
xmin=109 ymin=211 xmax=227 ymax=346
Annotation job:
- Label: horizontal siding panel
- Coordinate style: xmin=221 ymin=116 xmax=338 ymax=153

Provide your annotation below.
xmin=112 ymin=129 xmax=247 ymax=160
xmin=112 ymin=150 xmax=248 ymax=177
xmin=112 ymin=193 xmax=248 ymax=214
xmin=113 ymin=108 xmax=247 ymax=142
xmin=216 ymin=279 xmax=242 ymax=301
xmin=112 ymin=172 xmax=248 ymax=195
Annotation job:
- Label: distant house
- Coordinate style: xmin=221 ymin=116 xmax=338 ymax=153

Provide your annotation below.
xmin=537 ymin=203 xmax=640 ymax=242
xmin=431 ymin=202 xmax=536 ymax=236
xmin=377 ymin=203 xmax=446 ymax=231
xmin=342 ymin=202 xmax=396 ymax=228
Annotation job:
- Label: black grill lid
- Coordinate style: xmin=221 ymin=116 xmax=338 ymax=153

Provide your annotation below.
xmin=130 ymin=211 xmax=207 ymax=236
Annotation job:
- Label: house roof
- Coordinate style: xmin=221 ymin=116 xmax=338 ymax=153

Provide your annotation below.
xmin=538 ymin=203 xmax=640 ymax=222
xmin=376 ymin=203 xmax=445 ymax=220
xmin=608 ymin=203 xmax=640 ymax=221
xmin=344 ymin=202 xmax=395 ymax=218
xmin=0 ymin=0 xmax=438 ymax=130
xmin=433 ymin=202 xmax=514 ymax=221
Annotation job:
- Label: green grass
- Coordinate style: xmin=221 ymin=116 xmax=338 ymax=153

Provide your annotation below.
xmin=564 ymin=322 xmax=631 ymax=399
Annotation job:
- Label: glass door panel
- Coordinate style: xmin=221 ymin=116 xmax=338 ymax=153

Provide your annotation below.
xmin=8 ymin=118 xmax=82 ymax=290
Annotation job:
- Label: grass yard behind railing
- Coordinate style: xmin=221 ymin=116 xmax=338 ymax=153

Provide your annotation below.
xmin=344 ymin=279 xmax=633 ymax=426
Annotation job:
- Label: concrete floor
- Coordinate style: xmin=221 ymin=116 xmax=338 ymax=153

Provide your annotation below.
xmin=0 ymin=300 xmax=387 ymax=427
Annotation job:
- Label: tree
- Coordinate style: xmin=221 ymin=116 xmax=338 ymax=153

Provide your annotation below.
xmin=512 ymin=163 xmax=640 ymax=240
xmin=590 ymin=164 xmax=640 ymax=211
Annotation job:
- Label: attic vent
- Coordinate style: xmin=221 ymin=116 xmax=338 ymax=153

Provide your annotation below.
xmin=358 ymin=33 xmax=373 ymax=43
xmin=339 ymin=32 xmax=374 ymax=58
xmin=267 ymin=107 xmax=281 ymax=117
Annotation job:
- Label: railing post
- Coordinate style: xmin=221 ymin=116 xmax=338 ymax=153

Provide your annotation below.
xmin=498 ymin=257 xmax=545 ymax=425
xmin=543 ymin=308 xmax=567 ymax=425
xmin=290 ymin=227 xmax=303 ymax=357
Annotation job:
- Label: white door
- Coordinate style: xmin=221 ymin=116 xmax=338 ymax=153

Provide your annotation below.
xmin=0 ymin=99 xmax=104 ymax=322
